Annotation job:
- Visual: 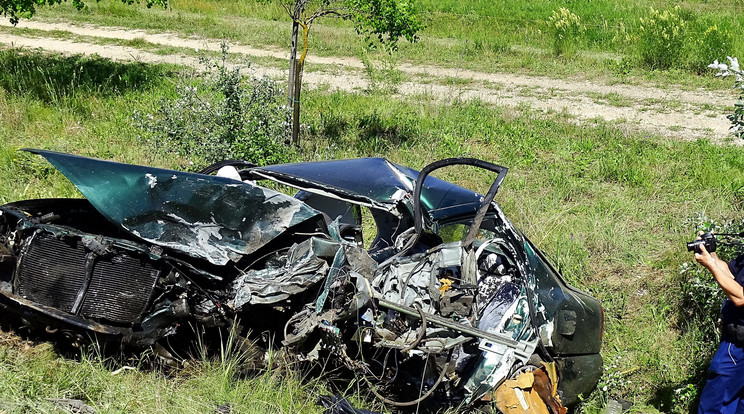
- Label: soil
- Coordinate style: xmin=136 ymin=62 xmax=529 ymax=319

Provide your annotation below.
xmin=0 ymin=19 xmax=738 ymax=143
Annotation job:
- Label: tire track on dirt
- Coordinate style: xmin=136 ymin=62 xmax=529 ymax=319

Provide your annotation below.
xmin=0 ymin=19 xmax=736 ymax=143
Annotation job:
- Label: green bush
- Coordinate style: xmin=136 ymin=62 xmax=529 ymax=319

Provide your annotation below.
xmin=135 ymin=44 xmax=293 ymax=169
xmin=546 ymin=7 xmax=584 ymax=56
xmin=690 ymin=25 xmax=732 ymax=72
xmin=637 ymin=7 xmax=687 ymax=70
xmin=709 ymin=56 xmax=744 ymax=139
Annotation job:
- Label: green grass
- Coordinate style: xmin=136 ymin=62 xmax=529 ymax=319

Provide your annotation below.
xmin=0 ymin=331 xmax=326 ymax=413
xmin=16 ymin=0 xmax=742 ymax=91
xmin=587 ymin=92 xmax=633 ymax=107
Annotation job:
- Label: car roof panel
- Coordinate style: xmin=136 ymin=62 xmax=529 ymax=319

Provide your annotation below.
xmin=258 ymin=158 xmax=485 ymax=220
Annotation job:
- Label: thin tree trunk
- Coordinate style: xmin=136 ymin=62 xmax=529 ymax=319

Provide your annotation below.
xmin=292 ymin=63 xmax=302 ymax=145
xmin=290 ymin=20 xmax=309 ymax=146
xmin=287 ymin=20 xmax=299 ymax=108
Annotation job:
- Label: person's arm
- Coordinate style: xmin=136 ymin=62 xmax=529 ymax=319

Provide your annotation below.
xmin=695 ymin=245 xmax=744 ymax=306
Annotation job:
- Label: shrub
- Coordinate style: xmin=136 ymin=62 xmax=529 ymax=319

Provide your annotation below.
xmin=637 ymin=7 xmax=687 ymax=70
xmin=546 ymin=7 xmax=584 ymax=56
xmin=690 ymin=25 xmax=732 ymax=72
xmin=135 ymin=43 xmax=293 ymax=169
xmin=709 ymin=56 xmax=744 ymax=138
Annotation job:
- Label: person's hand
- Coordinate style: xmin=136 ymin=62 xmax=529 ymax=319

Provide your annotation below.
xmin=694 ymin=243 xmax=717 ymax=269
xmin=694 ymin=231 xmax=722 ymax=270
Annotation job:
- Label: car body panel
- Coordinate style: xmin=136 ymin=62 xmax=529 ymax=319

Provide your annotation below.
xmin=28 ymin=149 xmax=323 ymax=266
xmin=255 ymin=157 xmax=485 ymax=221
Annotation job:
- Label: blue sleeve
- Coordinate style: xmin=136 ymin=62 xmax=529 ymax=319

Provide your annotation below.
xmin=730 ymin=254 xmax=744 ymax=286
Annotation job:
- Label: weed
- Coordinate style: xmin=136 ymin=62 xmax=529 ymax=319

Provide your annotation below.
xmin=0 ymin=49 xmax=168 ymax=112
xmin=690 ymin=25 xmax=733 ymax=73
xmin=637 ymin=7 xmax=687 ymax=70
xmin=589 ymin=354 xmax=634 ymax=410
xmin=586 ymin=92 xmax=632 ymax=107
xmin=546 ymin=7 xmax=584 ymax=56
xmin=608 ymin=58 xmax=634 ymax=78
xmin=360 ymin=49 xmax=403 ymax=94
xmin=469 ymin=38 xmax=511 ymax=56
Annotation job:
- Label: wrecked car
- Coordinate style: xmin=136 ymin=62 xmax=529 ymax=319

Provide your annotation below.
xmin=0 ymin=150 xmax=602 ymax=411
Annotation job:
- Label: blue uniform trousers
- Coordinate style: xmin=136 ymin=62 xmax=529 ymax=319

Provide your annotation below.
xmin=698 ymin=341 xmax=744 ymax=414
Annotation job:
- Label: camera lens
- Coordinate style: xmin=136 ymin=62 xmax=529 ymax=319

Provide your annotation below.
xmin=687 ymin=240 xmax=703 ymax=253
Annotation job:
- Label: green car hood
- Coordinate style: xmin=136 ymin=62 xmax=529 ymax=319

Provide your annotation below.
xmin=26 ymin=149 xmax=323 ymax=266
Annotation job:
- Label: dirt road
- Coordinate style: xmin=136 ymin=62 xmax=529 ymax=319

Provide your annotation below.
xmin=0 ymin=19 xmax=736 ymax=143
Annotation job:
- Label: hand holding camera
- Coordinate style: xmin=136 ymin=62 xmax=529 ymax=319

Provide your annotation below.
xmin=687 ymin=232 xmax=718 ymax=254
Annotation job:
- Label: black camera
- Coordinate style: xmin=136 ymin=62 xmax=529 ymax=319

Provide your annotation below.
xmin=687 ymin=232 xmax=717 ymax=254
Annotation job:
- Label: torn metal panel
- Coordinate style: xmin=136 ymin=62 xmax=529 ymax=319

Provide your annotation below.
xmin=229 ymin=237 xmax=337 ymax=307
xmin=26 ymin=149 xmax=323 ymax=266
xmin=254 ymin=158 xmax=486 ymax=221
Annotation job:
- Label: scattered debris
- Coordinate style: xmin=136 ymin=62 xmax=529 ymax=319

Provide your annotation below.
xmin=602 ymin=399 xmax=625 ymax=414
xmin=214 ymin=403 xmax=233 ymax=414
xmin=110 ymin=366 xmax=136 ymax=376
xmin=0 ymin=150 xmax=604 ymax=411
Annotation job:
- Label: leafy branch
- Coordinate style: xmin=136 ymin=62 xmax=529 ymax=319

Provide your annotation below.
xmin=710 ymin=57 xmax=744 ymax=138
xmin=1 ymin=0 xmax=167 ymax=25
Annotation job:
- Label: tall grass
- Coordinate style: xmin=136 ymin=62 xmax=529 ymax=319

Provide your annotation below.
xmin=0 ymin=329 xmax=324 ymax=413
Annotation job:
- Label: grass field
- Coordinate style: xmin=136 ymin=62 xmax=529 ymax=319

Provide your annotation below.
xmin=25 ymin=0 xmax=744 ymax=89
xmin=2 ymin=0 xmax=744 ymax=412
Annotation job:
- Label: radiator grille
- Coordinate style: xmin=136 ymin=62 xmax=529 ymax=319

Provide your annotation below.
xmin=80 ymin=255 xmax=159 ymax=323
xmin=15 ymin=231 xmax=160 ymax=324
xmin=16 ymin=233 xmax=86 ymax=313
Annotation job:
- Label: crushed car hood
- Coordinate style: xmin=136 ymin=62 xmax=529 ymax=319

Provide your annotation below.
xmin=26 ymin=149 xmax=323 ymax=266
xmin=254 ymin=158 xmax=486 ymax=220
